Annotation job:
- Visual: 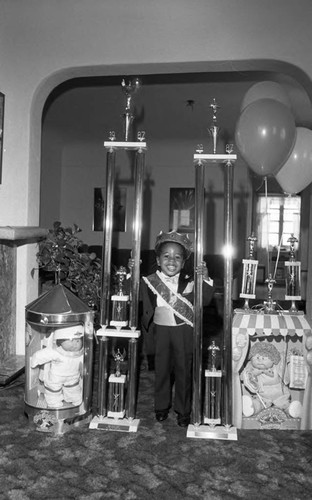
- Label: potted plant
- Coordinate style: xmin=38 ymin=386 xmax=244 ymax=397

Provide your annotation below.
xmin=33 ymin=221 xmax=102 ymax=311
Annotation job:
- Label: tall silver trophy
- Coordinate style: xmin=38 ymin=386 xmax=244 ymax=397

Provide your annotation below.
xmin=90 ymin=78 xmax=146 ymax=433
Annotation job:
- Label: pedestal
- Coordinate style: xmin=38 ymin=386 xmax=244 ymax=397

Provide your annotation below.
xmin=0 ymin=226 xmax=47 ymax=385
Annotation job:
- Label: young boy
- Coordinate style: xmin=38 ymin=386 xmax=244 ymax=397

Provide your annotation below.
xmin=141 ymin=230 xmax=214 ymax=427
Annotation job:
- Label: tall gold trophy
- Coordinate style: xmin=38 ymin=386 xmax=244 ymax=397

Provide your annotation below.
xmin=90 ymin=78 xmax=146 ymax=432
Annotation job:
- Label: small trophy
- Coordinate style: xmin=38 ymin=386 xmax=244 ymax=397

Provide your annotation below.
xmin=107 ymin=348 xmax=127 ymax=419
xmin=208 ymin=98 xmax=220 ymax=154
xmin=121 ymin=77 xmax=141 ymax=141
xmin=110 ymin=266 xmax=129 ymax=328
xmin=204 ymin=341 xmax=222 ymax=426
xmin=264 ymin=274 xmax=276 ymax=313
xmin=240 ymin=233 xmax=258 ymax=310
xmin=285 ymin=234 xmax=301 ymax=312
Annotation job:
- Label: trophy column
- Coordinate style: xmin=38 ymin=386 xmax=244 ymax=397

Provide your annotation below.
xmin=240 ymin=233 xmax=258 ymax=310
xmin=187 ymin=100 xmax=237 ymax=440
xmin=285 ymin=234 xmax=301 ymax=312
xmin=90 ymin=78 xmax=146 ymax=433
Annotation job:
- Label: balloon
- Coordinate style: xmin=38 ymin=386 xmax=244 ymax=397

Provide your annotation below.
xmin=235 ymin=98 xmax=296 ymax=176
xmin=241 ymin=81 xmax=291 ymax=112
xmin=275 ymin=127 xmax=312 ymax=194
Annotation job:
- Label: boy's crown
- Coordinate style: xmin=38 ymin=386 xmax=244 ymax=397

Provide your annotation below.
xmin=155 ymin=230 xmax=193 ymax=258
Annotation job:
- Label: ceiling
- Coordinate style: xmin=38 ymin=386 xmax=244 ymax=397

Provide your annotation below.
xmin=43 ymin=69 xmax=312 ymax=151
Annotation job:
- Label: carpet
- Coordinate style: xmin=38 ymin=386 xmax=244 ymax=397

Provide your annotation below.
xmin=1 ymin=357 xmax=312 ymax=500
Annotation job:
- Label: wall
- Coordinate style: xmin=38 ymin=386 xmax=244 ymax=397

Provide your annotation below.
xmin=58 ymin=136 xmax=252 ymax=255
xmin=1 ymin=0 xmax=312 ymax=353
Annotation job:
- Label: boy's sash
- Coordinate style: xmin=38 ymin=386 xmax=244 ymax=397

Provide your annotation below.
xmin=143 ymin=271 xmax=194 ymax=327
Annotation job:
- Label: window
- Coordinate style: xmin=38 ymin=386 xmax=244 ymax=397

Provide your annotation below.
xmin=256 ymin=194 xmax=301 ymax=251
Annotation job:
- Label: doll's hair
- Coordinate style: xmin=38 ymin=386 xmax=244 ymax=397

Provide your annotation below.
xmin=56 ymin=337 xmax=82 ymax=348
xmin=248 ymin=341 xmax=281 ymax=365
xmin=56 ymin=338 xmax=68 ymax=347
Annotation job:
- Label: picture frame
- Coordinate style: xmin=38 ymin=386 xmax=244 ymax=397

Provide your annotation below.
xmin=0 ymin=93 xmax=4 ymax=184
xmin=169 ymin=188 xmax=195 ymax=233
xmin=93 ymin=187 xmax=127 ymax=232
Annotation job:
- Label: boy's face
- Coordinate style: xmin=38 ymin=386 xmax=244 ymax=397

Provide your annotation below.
xmin=156 ymin=242 xmax=185 ymax=277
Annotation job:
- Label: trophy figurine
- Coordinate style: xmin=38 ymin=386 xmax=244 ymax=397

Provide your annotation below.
xmin=204 ymin=341 xmax=222 ymax=426
xmin=110 ymin=266 xmax=129 ymax=328
xmin=208 ymin=98 xmax=220 ymax=154
xmin=240 ymin=233 xmax=258 ymax=310
xmin=285 ymin=234 xmax=301 ymax=312
xmin=121 ymin=77 xmax=141 ymax=142
xmin=107 ymin=347 xmax=127 ymax=419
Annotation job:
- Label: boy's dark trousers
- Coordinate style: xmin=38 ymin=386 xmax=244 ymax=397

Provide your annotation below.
xmin=154 ymin=323 xmax=193 ymax=416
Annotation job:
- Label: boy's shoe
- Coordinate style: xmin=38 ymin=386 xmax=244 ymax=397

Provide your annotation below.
xmin=155 ymin=410 xmax=169 ymax=422
xmin=177 ymin=413 xmax=190 ymax=427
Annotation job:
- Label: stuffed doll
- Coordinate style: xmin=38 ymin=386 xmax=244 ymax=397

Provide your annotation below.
xmin=31 ymin=324 xmax=84 ymax=408
xmin=241 ymin=341 xmax=295 ymax=417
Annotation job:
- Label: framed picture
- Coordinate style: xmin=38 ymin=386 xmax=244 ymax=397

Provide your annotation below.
xmin=93 ymin=187 xmax=127 ymax=232
xmin=0 ymin=93 xmax=4 ymax=184
xmin=169 ymin=188 xmax=195 ymax=233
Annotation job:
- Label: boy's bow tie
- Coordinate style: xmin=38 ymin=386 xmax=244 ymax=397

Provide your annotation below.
xmin=164 ymin=275 xmax=179 ymax=285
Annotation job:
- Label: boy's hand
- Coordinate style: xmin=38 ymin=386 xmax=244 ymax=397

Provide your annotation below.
xmin=128 ymin=258 xmax=135 ymax=270
xmin=195 ymin=261 xmax=209 ymax=280
xmin=127 ymin=258 xmax=142 ymax=272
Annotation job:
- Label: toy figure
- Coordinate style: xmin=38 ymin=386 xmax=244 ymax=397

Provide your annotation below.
xmin=31 ymin=324 xmax=84 ymax=408
xmin=141 ymin=230 xmax=214 ymax=427
xmin=242 ymin=340 xmax=300 ymax=417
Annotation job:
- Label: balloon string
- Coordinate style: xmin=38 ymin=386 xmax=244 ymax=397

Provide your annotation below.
xmin=264 ymin=176 xmax=270 ymax=277
xmin=273 ymin=234 xmax=283 ymax=281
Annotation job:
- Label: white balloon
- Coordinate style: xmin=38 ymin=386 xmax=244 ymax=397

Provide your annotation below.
xmin=241 ymin=81 xmax=291 ymax=112
xmin=276 ymin=127 xmax=312 ymax=194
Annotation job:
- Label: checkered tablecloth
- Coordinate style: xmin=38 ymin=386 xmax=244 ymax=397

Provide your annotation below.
xmin=232 ymin=309 xmax=312 ymax=338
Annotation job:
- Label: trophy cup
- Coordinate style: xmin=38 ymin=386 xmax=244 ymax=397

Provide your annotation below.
xmin=121 ymin=77 xmax=141 ymax=142
xmin=208 ymin=98 xmax=220 ymax=154
xmin=240 ymin=233 xmax=258 ymax=310
xmin=110 ymin=266 xmax=129 ymax=328
xmin=285 ymin=234 xmax=301 ymax=312
xmin=204 ymin=341 xmax=222 ymax=426
xmin=107 ymin=348 xmax=127 ymax=418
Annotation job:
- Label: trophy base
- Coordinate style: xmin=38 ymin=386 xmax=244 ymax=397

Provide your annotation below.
xmin=89 ymin=415 xmax=140 ymax=433
xmin=107 ymin=410 xmax=125 ymax=419
xmin=203 ymin=417 xmax=221 ymax=425
xmin=186 ymin=424 xmax=237 ymax=441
